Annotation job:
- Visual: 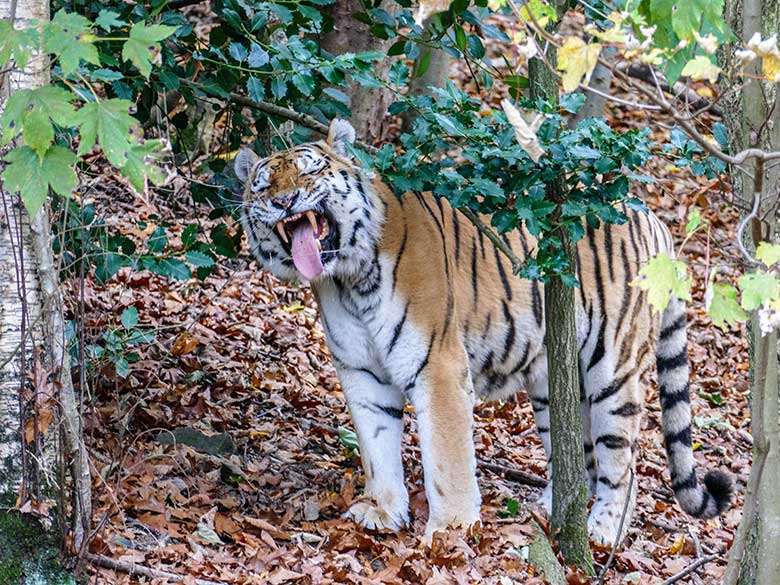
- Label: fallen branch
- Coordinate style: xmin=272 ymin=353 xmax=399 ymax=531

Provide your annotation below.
xmin=659 ymin=553 xmax=719 ymax=585
xmin=85 ymin=553 xmax=228 ymax=585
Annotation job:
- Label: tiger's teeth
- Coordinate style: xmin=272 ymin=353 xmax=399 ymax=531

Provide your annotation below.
xmin=306 ymin=210 xmax=318 ymax=233
xmin=276 ymin=223 xmax=289 ymax=243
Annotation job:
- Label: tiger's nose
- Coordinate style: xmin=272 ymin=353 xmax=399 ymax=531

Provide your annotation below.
xmin=271 ymin=194 xmax=294 ymax=209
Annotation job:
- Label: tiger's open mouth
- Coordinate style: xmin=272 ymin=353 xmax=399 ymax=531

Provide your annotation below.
xmin=274 ymin=210 xmax=335 ymax=280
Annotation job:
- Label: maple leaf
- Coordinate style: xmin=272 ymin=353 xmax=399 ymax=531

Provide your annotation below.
xmin=122 ymin=22 xmax=178 ymax=78
xmin=706 ymin=281 xmax=747 ymax=330
xmin=739 ymin=272 xmax=780 ymax=311
xmin=681 ymin=56 xmax=722 ymax=83
xmin=630 ymin=253 xmax=691 ymax=313
xmin=756 ymin=241 xmax=780 ymax=266
xmin=2 ymin=145 xmax=78 ymax=218
xmin=557 ymin=37 xmax=601 ymax=92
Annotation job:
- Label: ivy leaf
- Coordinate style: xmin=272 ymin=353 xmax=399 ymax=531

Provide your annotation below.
xmin=2 ymin=145 xmax=78 ymax=218
xmin=43 ymin=11 xmax=100 ymax=75
xmin=738 ymin=271 xmax=780 ymax=311
xmin=1 ymin=86 xmax=76 ymax=147
xmin=557 ymin=37 xmax=601 ymax=92
xmin=122 ymin=22 xmax=178 ymax=78
xmin=706 ymin=281 xmax=746 ymax=330
xmin=76 ymin=99 xmax=140 ymax=165
xmin=756 ymin=241 xmax=780 ymax=267
xmin=630 ymin=253 xmax=691 ymax=313
xmin=96 ymin=9 xmax=126 ymax=31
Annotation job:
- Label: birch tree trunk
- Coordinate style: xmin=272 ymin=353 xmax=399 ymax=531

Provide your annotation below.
xmin=0 ymin=0 xmax=92 ymax=551
xmin=0 ymin=0 xmax=49 ymax=499
xmin=721 ymin=0 xmax=780 ymax=582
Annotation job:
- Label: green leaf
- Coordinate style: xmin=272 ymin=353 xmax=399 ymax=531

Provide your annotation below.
xmin=22 ymin=109 xmax=54 ymax=157
xmin=146 ymin=226 xmax=168 ymax=253
xmin=337 ymin=426 xmax=360 ymax=452
xmin=1 ymin=86 xmax=76 ymax=146
xmin=698 ymin=391 xmax=725 ymax=407
xmin=247 ymin=77 xmax=265 ymax=102
xmin=121 ymin=306 xmax=139 ymax=329
xmin=706 ymin=281 xmax=746 ymax=330
xmin=630 ymin=253 xmax=691 ymax=313
xmin=455 ymin=26 xmax=467 ymax=50
xmin=756 ymin=242 xmax=780 ymax=267
xmin=96 ymin=9 xmax=126 ymax=31
xmin=159 ymin=258 xmax=191 ymax=280
xmin=120 ymin=139 xmax=166 ymax=192
xmin=122 ymin=22 xmax=178 ymax=78
xmin=712 ymin=122 xmax=729 ymax=150
xmin=76 ymin=99 xmax=140 ymax=165
xmin=738 ymin=271 xmax=780 ymax=310
xmin=43 ymin=11 xmax=100 ymax=74
xmin=248 ymin=43 xmax=269 ymax=67
xmin=185 ymin=250 xmax=215 ymax=267
xmin=685 ymin=208 xmax=701 ymax=234
xmin=271 ymin=77 xmax=288 ymax=100
xmin=2 ymin=145 xmax=77 ymax=218
xmin=0 ymin=19 xmax=37 ymax=70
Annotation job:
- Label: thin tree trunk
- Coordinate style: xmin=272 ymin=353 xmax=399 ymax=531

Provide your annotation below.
xmin=528 ymin=17 xmax=595 ymax=572
xmin=0 ymin=0 xmax=50 ymax=500
xmin=320 ymin=0 xmax=396 ymax=144
xmin=721 ymin=0 xmax=780 ymax=581
xmin=0 ymin=0 xmax=92 ymax=551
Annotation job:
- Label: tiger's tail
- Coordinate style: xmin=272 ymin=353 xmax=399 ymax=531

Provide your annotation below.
xmin=656 ymin=296 xmax=733 ymax=518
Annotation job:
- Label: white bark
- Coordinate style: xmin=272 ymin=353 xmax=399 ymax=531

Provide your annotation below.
xmin=0 ymin=0 xmax=91 ymax=551
xmin=0 ymin=0 xmax=49 ymax=496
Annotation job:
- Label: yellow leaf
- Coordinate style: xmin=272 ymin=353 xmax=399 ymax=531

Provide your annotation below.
xmin=667 ymin=533 xmax=685 ymax=555
xmin=487 ymin=0 xmax=507 ymax=10
xmin=680 ymin=56 xmax=721 ymax=83
xmin=763 ymin=54 xmax=780 ymax=82
xmin=557 ymin=37 xmax=601 ymax=93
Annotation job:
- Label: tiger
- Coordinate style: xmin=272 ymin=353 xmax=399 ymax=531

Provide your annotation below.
xmin=233 ymin=118 xmax=733 ymax=546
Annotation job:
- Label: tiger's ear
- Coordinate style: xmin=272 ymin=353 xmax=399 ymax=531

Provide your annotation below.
xmin=327 ymin=118 xmax=356 ymax=158
xmin=234 ymin=149 xmax=259 ymax=184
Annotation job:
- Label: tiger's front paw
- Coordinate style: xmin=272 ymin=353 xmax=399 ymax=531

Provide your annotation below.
xmin=345 ymin=498 xmax=409 ymax=532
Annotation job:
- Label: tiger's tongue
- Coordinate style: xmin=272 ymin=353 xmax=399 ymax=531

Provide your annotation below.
xmin=290 ymin=219 xmax=323 ymax=280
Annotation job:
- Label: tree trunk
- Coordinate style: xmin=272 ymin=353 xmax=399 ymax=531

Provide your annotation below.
xmin=320 ymin=0 xmax=396 ymax=144
xmin=528 ymin=32 xmax=595 ymax=574
xmin=0 ymin=0 xmax=92 ymax=552
xmin=721 ymin=0 xmax=780 ymax=582
xmin=0 ymin=0 xmax=50 ymax=500
xmin=400 ymin=14 xmax=454 ymax=133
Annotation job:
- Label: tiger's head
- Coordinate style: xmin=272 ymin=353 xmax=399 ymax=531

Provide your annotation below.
xmin=234 ymin=119 xmax=383 ymax=283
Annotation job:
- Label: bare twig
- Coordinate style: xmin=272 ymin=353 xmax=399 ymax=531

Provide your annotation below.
xmin=478 ymin=461 xmax=548 ymax=488
xmin=660 ymin=554 xmax=719 ymax=585
xmin=598 ymin=469 xmax=634 ymax=584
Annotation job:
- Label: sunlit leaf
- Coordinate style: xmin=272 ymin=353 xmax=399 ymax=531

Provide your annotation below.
xmin=122 ymin=21 xmax=178 ymax=78
xmin=557 ymin=37 xmax=601 ymax=92
xmin=630 ymin=253 xmax=690 ymax=313
xmin=2 ymin=145 xmax=78 ymax=218
xmin=738 ymin=271 xmax=780 ymax=310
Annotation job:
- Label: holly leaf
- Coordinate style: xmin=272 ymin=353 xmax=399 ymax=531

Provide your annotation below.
xmin=2 ymin=145 xmax=78 ymax=218
xmin=76 ymin=99 xmax=140 ymax=165
xmin=43 ymin=11 xmax=100 ymax=74
xmin=122 ymin=22 xmax=178 ymax=78
xmin=630 ymin=253 xmax=691 ymax=313
xmin=185 ymin=251 xmax=215 ymax=268
xmin=557 ymin=37 xmax=601 ymax=92
xmin=1 ymin=86 xmax=76 ymax=147
xmin=706 ymin=281 xmax=746 ymax=330
xmin=756 ymin=241 xmax=780 ymax=267
xmin=681 ymin=56 xmax=721 ymax=83
xmin=738 ymin=271 xmax=780 ymax=311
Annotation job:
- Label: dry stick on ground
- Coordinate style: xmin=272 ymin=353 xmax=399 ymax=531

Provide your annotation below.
xmin=659 ymin=554 xmax=720 ymax=585
xmin=85 ymin=553 xmax=227 ymax=585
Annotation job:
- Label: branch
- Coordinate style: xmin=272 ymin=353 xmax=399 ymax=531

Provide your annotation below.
xmin=660 ymin=554 xmax=719 ymax=585
xmin=478 ymin=461 xmax=548 ymax=488
xmin=85 ymin=553 xmax=227 ymax=585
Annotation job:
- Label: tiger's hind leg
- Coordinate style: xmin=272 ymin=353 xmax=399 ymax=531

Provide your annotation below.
xmin=586 ymin=370 xmax=643 ymax=546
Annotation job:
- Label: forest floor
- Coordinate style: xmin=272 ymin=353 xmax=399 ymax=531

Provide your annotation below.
xmin=68 ymin=12 xmax=751 ymax=585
